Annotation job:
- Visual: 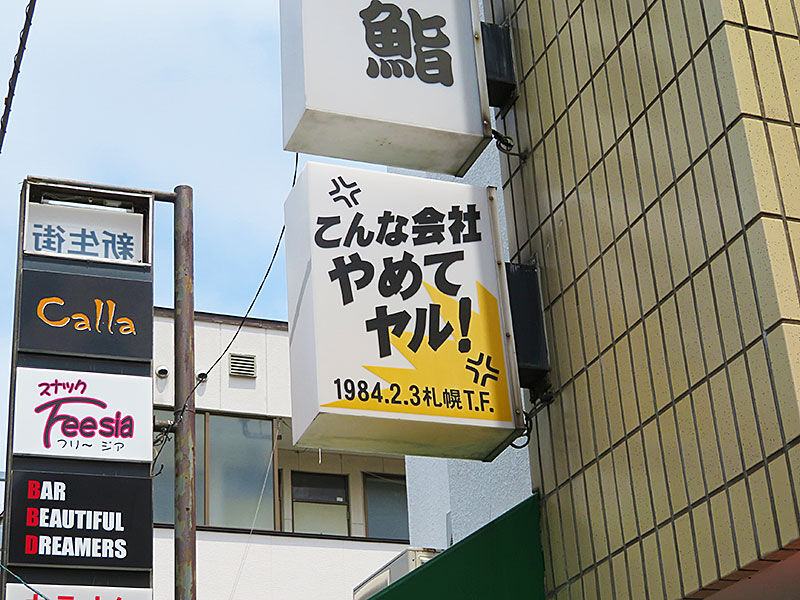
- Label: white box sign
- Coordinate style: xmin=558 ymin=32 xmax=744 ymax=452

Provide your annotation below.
xmin=13 ymin=368 xmax=153 ymax=462
xmin=280 ymin=0 xmax=491 ymax=175
xmin=6 ymin=583 xmax=151 ymax=600
xmin=24 ymin=201 xmax=146 ymax=264
xmin=285 ymin=162 xmax=524 ymax=460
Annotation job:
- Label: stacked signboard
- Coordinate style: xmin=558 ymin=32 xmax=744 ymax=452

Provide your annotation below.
xmin=2 ymin=179 xmax=154 ymax=599
xmin=281 ymin=0 xmax=528 ymax=460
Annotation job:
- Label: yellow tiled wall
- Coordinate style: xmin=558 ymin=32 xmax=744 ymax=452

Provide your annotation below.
xmin=489 ymin=0 xmax=800 ymax=597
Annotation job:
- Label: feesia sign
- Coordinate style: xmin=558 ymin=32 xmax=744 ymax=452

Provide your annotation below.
xmin=13 ymin=368 xmax=152 ymax=462
xmin=18 ymin=269 xmax=153 ymax=361
xmin=6 ymin=583 xmax=151 ymax=600
xmin=281 ymin=0 xmax=490 ymax=175
xmin=7 ymin=471 xmax=152 ymax=569
xmin=285 ymin=162 xmax=524 ymax=460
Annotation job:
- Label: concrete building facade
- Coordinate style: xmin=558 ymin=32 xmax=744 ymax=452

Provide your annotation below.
xmin=488 ymin=0 xmax=800 ymax=597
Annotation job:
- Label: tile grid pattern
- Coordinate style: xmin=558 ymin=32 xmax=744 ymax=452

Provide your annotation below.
xmin=488 ymin=0 xmax=800 ymax=597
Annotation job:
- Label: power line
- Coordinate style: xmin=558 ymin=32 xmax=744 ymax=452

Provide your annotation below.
xmin=0 ymin=0 xmax=37 ymax=155
xmin=152 ymin=153 xmax=299 ymax=476
xmin=0 ymin=561 xmax=52 ymax=600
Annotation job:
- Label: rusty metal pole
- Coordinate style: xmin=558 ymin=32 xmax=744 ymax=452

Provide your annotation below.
xmin=173 ymin=185 xmax=196 ymax=600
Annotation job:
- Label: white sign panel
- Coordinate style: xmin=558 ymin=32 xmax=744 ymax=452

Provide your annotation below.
xmin=285 ymin=162 xmax=524 ymax=460
xmin=6 ymin=583 xmax=151 ymax=600
xmin=13 ymin=368 xmax=152 ymax=462
xmin=24 ymin=201 xmax=145 ymax=264
xmin=280 ymin=0 xmax=491 ymax=176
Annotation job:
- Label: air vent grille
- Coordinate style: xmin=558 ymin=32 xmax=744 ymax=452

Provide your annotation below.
xmin=229 ymin=353 xmax=257 ymax=378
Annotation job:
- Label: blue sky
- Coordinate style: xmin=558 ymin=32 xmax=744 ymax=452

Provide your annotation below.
xmin=0 ymin=0 xmax=302 ymax=448
xmin=0 ymin=0 xmax=296 ymax=320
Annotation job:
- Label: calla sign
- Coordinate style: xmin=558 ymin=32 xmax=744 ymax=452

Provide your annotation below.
xmin=17 ymin=269 xmax=153 ymax=361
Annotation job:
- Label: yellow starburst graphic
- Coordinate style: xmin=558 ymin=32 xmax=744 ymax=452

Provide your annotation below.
xmin=322 ymin=281 xmax=512 ymax=422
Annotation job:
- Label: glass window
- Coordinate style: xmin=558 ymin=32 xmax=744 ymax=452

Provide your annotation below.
xmin=292 ymin=472 xmax=348 ymax=536
xmin=364 ymin=473 xmax=409 ymax=540
xmin=207 ymin=415 xmax=274 ymax=530
xmin=152 ymin=409 xmax=205 ymax=525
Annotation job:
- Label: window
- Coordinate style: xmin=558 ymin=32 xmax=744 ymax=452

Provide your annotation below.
xmin=208 ymin=414 xmax=274 ymax=530
xmin=364 ymin=473 xmax=409 ymax=540
xmin=153 ymin=410 xmax=275 ymax=531
xmin=291 ymin=472 xmax=349 ymax=536
xmin=153 ymin=409 xmax=205 ymax=525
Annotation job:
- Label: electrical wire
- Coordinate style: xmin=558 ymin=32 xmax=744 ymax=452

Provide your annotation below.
xmin=0 ymin=0 xmax=37 ymax=155
xmin=226 ymin=446 xmax=275 ymax=600
xmin=152 ymin=153 xmax=299 ymax=477
xmin=0 ymin=561 xmax=52 ymax=600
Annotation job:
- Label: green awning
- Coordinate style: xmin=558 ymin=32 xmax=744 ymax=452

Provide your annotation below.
xmin=369 ymin=494 xmax=545 ymax=600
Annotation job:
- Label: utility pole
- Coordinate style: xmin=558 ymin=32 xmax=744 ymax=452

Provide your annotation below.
xmin=173 ymin=185 xmax=196 ymax=600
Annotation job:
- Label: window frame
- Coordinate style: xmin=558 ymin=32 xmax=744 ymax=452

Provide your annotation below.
xmin=153 ymin=406 xmax=280 ymax=531
xmin=290 ymin=470 xmax=351 ymax=537
xmin=362 ymin=472 xmax=409 ymax=541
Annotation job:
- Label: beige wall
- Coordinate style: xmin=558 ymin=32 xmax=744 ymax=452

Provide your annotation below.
xmin=490 ymin=0 xmax=800 ymax=597
xmin=278 ymin=449 xmax=405 ymax=537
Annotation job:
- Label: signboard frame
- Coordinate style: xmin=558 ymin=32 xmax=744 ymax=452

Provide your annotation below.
xmin=285 ymin=162 xmax=526 ymax=461
xmin=7 ymin=470 xmax=153 ymax=570
xmin=22 ymin=179 xmax=154 ymax=267
xmin=281 ymin=0 xmax=493 ymax=176
xmin=6 ymin=583 xmax=153 ymax=600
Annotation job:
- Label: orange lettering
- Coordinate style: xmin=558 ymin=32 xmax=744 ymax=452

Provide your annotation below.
xmin=117 ymin=317 xmax=136 ymax=335
xmin=71 ymin=313 xmax=91 ymax=331
xmin=106 ymin=300 xmax=116 ymax=334
xmin=94 ymin=299 xmax=103 ymax=332
xmin=36 ymin=297 xmax=69 ymax=328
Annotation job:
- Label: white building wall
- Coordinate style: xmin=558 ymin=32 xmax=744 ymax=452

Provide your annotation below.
xmin=153 ymin=528 xmax=406 ymax=600
xmin=153 ymin=313 xmax=291 ymax=417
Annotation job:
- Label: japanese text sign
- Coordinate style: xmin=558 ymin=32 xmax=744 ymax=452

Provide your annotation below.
xmin=7 ymin=471 xmax=152 ymax=569
xmin=24 ymin=202 xmax=146 ymax=264
xmin=18 ymin=269 xmax=153 ymax=361
xmin=280 ymin=0 xmax=491 ymax=176
xmin=13 ymin=368 xmax=152 ymax=463
xmin=6 ymin=583 xmax=152 ymax=600
xmin=285 ymin=162 xmax=523 ymax=460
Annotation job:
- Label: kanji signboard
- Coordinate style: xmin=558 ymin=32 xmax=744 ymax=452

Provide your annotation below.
xmin=13 ymin=368 xmax=152 ymax=462
xmin=280 ymin=0 xmax=491 ymax=176
xmin=24 ymin=201 xmax=146 ymax=265
xmin=285 ymin=162 xmax=524 ymax=460
xmin=17 ymin=269 xmax=153 ymax=361
xmin=6 ymin=583 xmax=151 ymax=600
xmin=7 ymin=471 xmax=152 ymax=569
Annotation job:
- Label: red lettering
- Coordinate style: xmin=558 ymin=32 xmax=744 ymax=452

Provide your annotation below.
xmin=26 ymin=507 xmax=39 ymax=526
xmin=24 ymin=535 xmax=38 ymax=554
xmin=27 ymin=480 xmax=40 ymax=499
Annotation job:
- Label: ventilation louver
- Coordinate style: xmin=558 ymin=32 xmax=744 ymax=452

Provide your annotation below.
xmin=229 ymin=353 xmax=257 ymax=378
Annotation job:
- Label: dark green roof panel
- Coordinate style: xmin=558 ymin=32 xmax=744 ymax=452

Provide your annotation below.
xmin=369 ymin=494 xmax=545 ymax=600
